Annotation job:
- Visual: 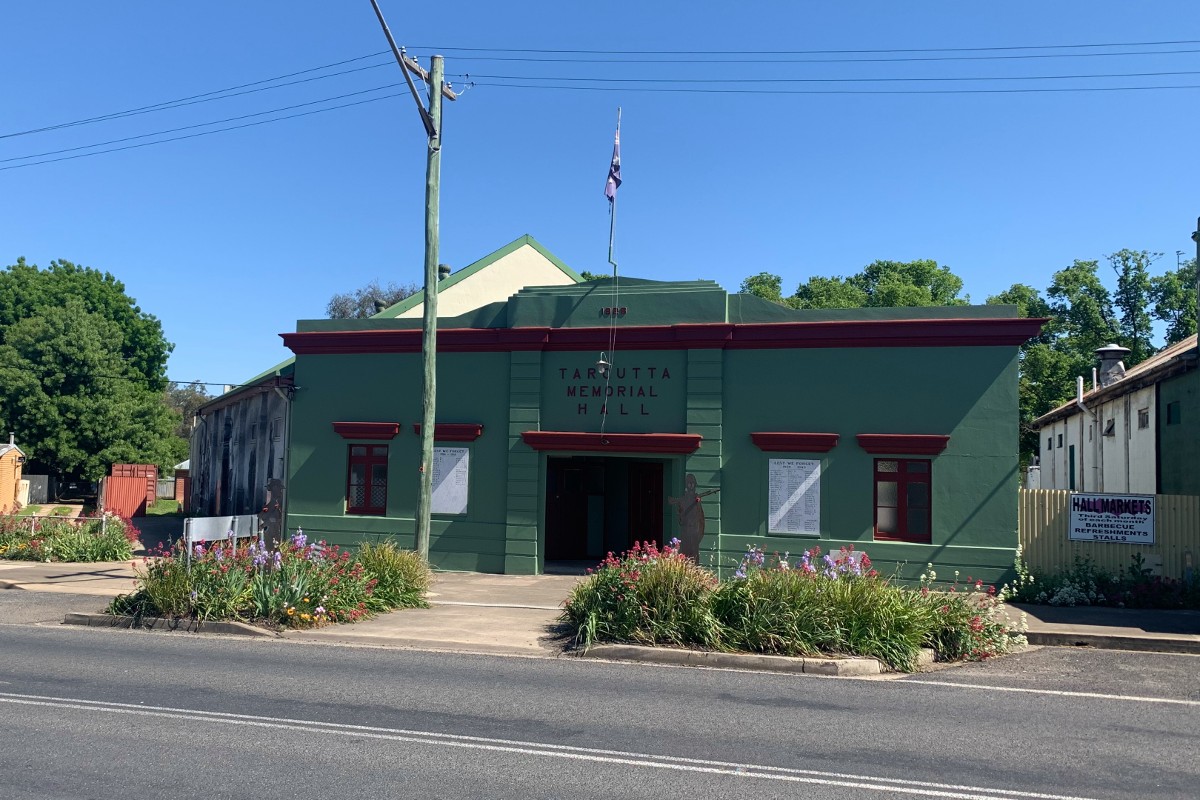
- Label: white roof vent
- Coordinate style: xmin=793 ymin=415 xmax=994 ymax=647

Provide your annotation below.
xmin=1095 ymin=343 xmax=1131 ymax=388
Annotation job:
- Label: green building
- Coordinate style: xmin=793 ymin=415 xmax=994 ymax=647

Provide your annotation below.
xmin=281 ymin=273 xmax=1042 ymax=585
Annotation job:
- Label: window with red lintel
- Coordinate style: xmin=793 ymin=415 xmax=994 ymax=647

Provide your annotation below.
xmin=347 ymin=444 xmax=388 ymax=515
xmin=873 ymin=458 xmax=931 ymax=543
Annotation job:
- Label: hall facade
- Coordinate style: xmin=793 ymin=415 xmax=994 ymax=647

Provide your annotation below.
xmin=281 ymin=277 xmax=1042 ymax=584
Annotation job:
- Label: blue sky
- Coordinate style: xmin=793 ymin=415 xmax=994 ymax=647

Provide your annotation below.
xmin=4 ymin=2 xmax=1199 ymax=391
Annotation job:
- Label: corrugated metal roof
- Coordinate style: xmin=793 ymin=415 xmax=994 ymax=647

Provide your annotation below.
xmin=1033 ymin=333 xmax=1198 ymax=427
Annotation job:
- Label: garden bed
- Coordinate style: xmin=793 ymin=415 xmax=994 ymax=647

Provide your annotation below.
xmin=0 ymin=512 xmax=138 ymax=562
xmin=1008 ymin=548 xmax=1200 ymax=610
xmin=561 ymin=541 xmax=1026 ymax=673
xmin=107 ymin=531 xmax=431 ymax=630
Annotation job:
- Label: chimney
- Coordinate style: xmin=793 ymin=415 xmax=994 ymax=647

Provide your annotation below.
xmin=1095 ymin=343 xmax=1131 ymax=388
xmin=438 ymin=264 xmax=452 ymax=281
xmin=7 ymin=432 xmax=13 ymax=446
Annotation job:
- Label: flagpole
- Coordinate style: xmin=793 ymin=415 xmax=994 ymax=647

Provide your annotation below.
xmin=608 ymin=107 xmax=621 ymax=272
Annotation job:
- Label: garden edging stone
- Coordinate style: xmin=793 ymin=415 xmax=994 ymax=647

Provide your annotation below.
xmin=576 ymin=643 xmax=895 ymax=675
xmin=63 ymin=612 xmax=279 ymax=638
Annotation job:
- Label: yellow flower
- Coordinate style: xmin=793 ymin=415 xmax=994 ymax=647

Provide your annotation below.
xmin=287 ymin=607 xmax=295 ymax=616
xmin=302 ymin=597 xmax=309 ymax=603
xmin=300 ymin=613 xmax=311 ymax=621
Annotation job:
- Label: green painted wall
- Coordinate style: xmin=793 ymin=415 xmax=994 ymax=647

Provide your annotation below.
xmin=1158 ymin=366 xmax=1200 ymax=496
xmin=287 ymin=351 xmax=512 ymax=572
xmin=717 ymin=346 xmax=1021 ymax=586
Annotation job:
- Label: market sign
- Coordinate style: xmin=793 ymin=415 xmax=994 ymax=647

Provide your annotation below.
xmin=1068 ymin=493 xmax=1155 ymax=544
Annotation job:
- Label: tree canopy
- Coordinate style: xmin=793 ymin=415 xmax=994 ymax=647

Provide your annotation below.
xmin=326 ymin=279 xmax=420 ymax=319
xmin=0 ymin=259 xmax=181 ymax=479
xmin=741 ymin=259 xmax=969 ymax=310
xmin=164 ymin=380 xmax=212 ymax=441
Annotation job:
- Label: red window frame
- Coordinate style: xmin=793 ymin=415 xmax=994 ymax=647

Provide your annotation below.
xmin=873 ymin=458 xmax=931 ymax=543
xmin=347 ymin=444 xmax=388 ymax=515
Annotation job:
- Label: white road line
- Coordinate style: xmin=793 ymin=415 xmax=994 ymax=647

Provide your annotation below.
xmin=0 ymin=691 xmax=1099 ymax=800
xmin=894 ymin=679 xmax=1200 ymax=706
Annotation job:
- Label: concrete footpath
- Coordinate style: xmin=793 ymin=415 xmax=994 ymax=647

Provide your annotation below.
xmin=3 ymin=558 xmax=1200 ymax=658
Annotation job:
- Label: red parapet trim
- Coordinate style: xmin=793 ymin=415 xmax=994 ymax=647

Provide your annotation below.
xmin=751 ymin=432 xmax=840 ymax=452
xmin=282 ymin=317 xmax=1046 ymax=355
xmin=856 ymin=434 xmax=950 ymax=455
xmin=411 ymin=423 xmax=484 ymax=442
xmin=332 ymin=422 xmax=400 ymax=440
xmin=521 ymin=431 xmax=702 ymax=454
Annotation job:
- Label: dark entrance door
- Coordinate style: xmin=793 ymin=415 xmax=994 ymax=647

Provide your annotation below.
xmin=627 ymin=461 xmax=664 ymax=550
xmin=545 ymin=458 xmax=595 ymax=561
xmin=544 ymin=457 xmax=666 ymax=564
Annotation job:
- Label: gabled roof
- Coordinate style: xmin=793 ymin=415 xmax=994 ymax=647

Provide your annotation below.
xmin=1033 ymin=333 xmax=1199 ymax=428
xmin=0 ymin=443 xmax=24 ymax=458
xmin=375 ymin=234 xmax=582 ymax=317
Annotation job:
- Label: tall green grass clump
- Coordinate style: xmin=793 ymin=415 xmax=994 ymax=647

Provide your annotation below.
xmin=562 ymin=539 xmax=721 ymax=649
xmin=358 ymin=540 xmax=432 ymax=610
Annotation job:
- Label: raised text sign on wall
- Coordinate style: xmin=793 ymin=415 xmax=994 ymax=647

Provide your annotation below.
xmin=541 ymin=353 xmax=687 ymax=435
xmin=768 ymin=458 xmax=821 ymax=535
xmin=431 ymin=447 xmax=470 ymax=515
xmin=1068 ymin=493 xmax=1155 ymax=544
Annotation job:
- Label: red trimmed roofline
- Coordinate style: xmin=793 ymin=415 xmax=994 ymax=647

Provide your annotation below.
xmin=282 ymin=317 xmax=1046 ymax=355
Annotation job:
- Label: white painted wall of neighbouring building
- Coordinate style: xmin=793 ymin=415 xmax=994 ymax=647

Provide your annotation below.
xmin=1037 ymin=384 xmax=1155 ymax=493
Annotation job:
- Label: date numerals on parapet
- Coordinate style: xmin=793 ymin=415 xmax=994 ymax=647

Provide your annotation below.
xmin=600 ymin=307 xmax=628 ymax=317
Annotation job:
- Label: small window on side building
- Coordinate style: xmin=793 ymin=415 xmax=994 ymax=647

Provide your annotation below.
xmin=1137 ymin=408 xmax=1149 ymax=430
xmin=347 ymin=444 xmax=388 ymax=515
xmin=1166 ymin=401 xmax=1181 ymax=425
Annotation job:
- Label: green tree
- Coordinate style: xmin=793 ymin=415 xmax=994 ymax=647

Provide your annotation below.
xmin=1107 ymin=249 xmax=1158 ymax=365
xmin=1150 ymin=258 xmax=1198 ymax=345
xmin=0 ymin=258 xmax=171 ymax=391
xmin=164 ymin=381 xmax=212 ymax=440
xmin=987 ymin=284 xmax=1066 ymax=464
xmin=789 ymin=259 xmax=967 ymax=309
xmin=326 ymin=279 xmax=420 ymax=319
xmin=739 ymin=272 xmax=785 ymax=304
xmin=793 ymin=276 xmax=868 ymax=309
xmin=1046 ymin=259 xmax=1119 ymax=379
xmin=0 ymin=299 xmax=180 ymax=479
xmin=851 ymin=259 xmax=968 ymax=307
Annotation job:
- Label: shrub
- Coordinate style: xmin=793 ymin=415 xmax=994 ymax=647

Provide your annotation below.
xmin=713 ymin=546 xmax=940 ymax=672
xmin=0 ymin=513 xmax=136 ymax=562
xmin=561 ymin=542 xmax=1027 ymax=672
xmin=562 ymin=539 xmax=721 ymax=649
xmin=1008 ymin=550 xmax=1200 ymax=610
xmin=109 ymin=530 xmax=430 ymax=628
xmin=357 ymin=540 xmax=432 ymax=611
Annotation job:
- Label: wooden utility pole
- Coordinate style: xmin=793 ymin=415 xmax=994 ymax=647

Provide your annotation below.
xmin=366 ymin=1 xmax=456 ymax=562
xmin=415 ymin=56 xmax=444 ymax=562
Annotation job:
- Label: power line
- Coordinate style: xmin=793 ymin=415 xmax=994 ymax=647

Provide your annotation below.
xmin=7 ymin=38 xmax=1198 ymax=142
xmin=0 ymin=92 xmax=404 ymax=172
xmin=0 ymin=84 xmax=405 ymax=165
xmin=466 ymin=80 xmax=1200 ymax=95
xmin=454 ymin=69 xmax=1200 ymax=85
xmin=419 ymin=47 xmax=1200 ymax=65
xmin=413 ymin=38 xmax=1200 ymax=55
xmin=0 ymin=51 xmax=393 ymax=140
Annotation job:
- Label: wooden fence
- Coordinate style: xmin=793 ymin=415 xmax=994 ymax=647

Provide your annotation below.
xmin=1018 ymin=489 xmax=1200 ymax=579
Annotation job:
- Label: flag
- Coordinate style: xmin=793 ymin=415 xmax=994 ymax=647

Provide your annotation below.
xmin=604 ymin=127 xmax=621 ymax=202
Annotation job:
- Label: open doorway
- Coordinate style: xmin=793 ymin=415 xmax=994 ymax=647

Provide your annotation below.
xmin=544 ymin=456 xmax=667 ymax=570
